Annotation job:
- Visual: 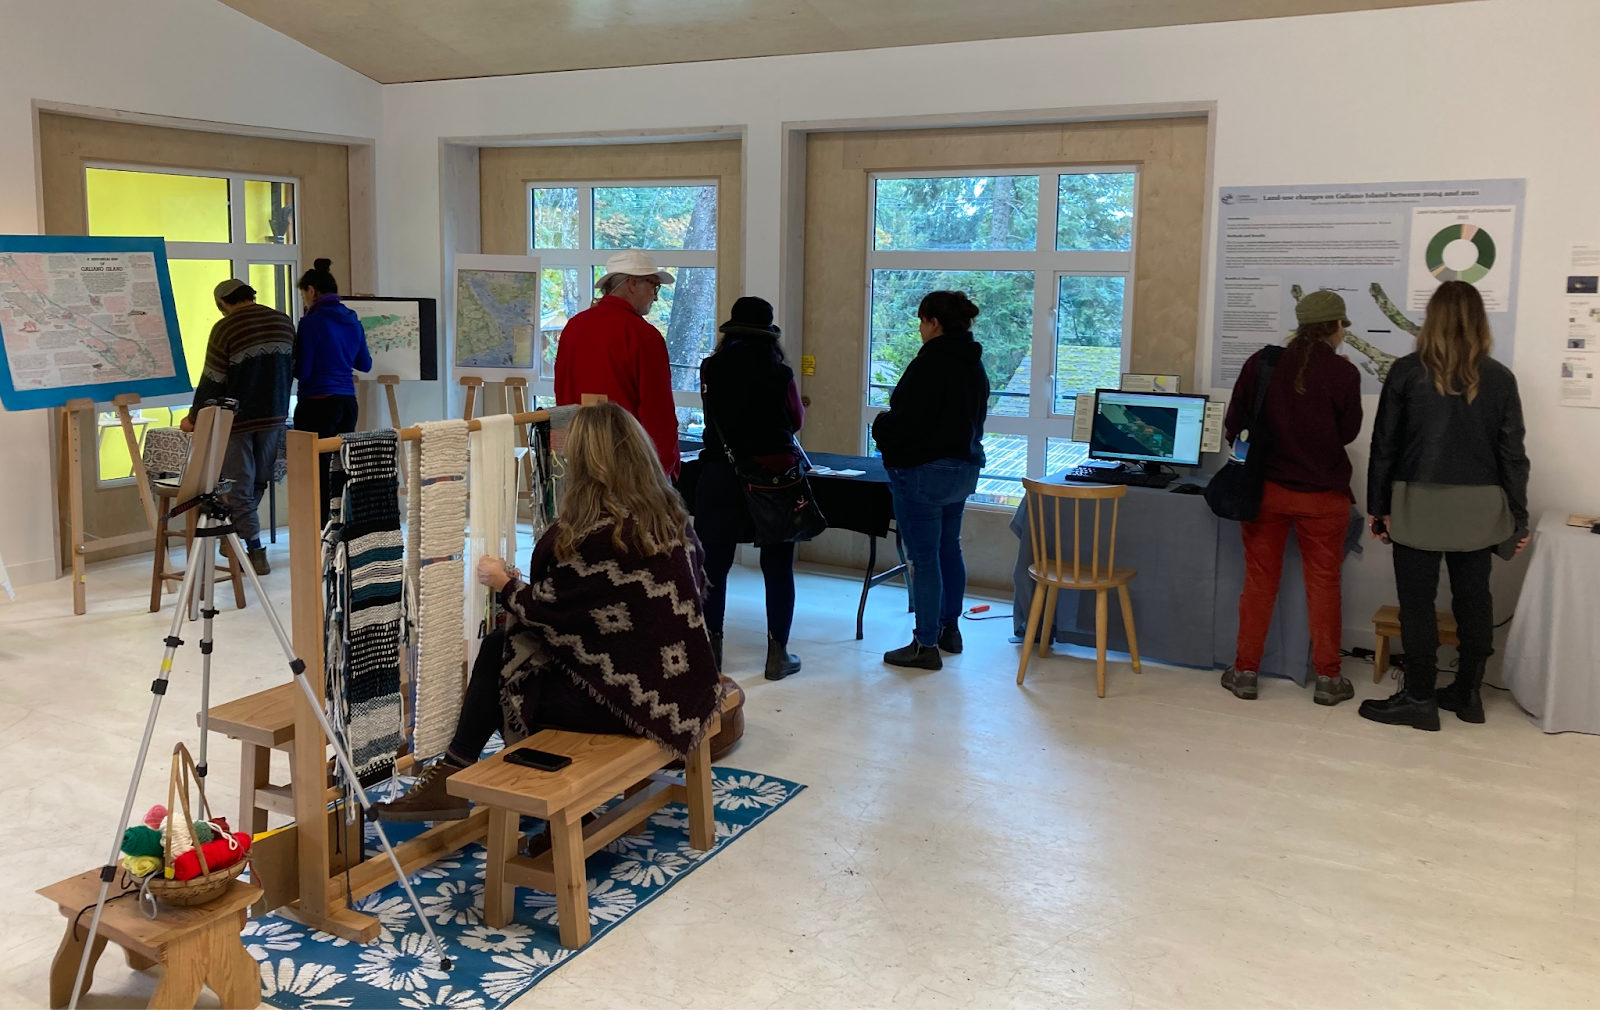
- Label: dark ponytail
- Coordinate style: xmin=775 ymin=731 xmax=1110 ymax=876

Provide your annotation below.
xmin=297 ymin=258 xmax=338 ymax=296
xmin=918 ymin=290 xmax=980 ymax=335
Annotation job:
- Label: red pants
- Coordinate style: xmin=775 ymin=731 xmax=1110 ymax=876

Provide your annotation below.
xmin=1236 ymin=481 xmax=1348 ymax=679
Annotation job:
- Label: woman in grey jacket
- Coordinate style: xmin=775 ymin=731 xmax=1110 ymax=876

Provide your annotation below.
xmin=1362 ymin=281 xmax=1529 ymax=730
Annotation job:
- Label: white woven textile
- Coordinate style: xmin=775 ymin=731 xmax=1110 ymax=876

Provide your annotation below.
xmin=407 ymin=419 xmax=470 ymax=758
xmin=468 ymin=414 xmax=519 ymax=643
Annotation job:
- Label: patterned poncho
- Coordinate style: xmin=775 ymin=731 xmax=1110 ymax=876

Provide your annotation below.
xmin=496 ymin=517 xmax=721 ymax=759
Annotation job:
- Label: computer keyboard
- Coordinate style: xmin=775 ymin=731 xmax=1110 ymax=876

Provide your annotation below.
xmin=1060 ymin=465 xmax=1174 ymax=489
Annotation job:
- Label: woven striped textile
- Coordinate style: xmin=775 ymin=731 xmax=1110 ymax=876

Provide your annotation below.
xmin=468 ymin=414 xmax=519 ymax=643
xmin=328 ymin=430 xmax=404 ymax=788
xmin=408 ymin=419 xmax=470 ymax=758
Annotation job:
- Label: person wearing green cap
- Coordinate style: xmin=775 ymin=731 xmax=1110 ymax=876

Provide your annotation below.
xmin=181 ymin=278 xmax=295 ymax=576
xmin=1220 ymin=290 xmax=1363 ymax=705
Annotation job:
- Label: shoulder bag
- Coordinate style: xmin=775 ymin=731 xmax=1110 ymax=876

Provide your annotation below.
xmin=1204 ymin=345 xmax=1285 ymax=523
xmin=707 ymin=413 xmax=827 ymax=548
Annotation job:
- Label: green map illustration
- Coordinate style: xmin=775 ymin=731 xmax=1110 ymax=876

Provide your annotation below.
xmin=455 ymin=268 xmax=539 ymax=368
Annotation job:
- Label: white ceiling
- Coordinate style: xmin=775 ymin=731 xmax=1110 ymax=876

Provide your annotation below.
xmin=219 ymin=0 xmax=1472 ymax=84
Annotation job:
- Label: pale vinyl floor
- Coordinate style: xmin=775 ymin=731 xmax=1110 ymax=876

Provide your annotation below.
xmin=2 ymin=541 xmax=1599 ymax=1008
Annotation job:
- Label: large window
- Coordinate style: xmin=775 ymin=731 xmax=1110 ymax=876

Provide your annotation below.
xmin=85 ymin=164 xmax=300 ymax=484
xmin=528 ymin=182 xmax=719 ymax=415
xmin=864 ymin=169 xmax=1137 ymax=505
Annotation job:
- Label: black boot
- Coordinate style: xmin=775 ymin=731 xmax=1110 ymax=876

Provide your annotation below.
xmin=1358 ymin=689 xmax=1441 ymax=731
xmin=937 ymin=622 xmax=963 ymax=654
xmin=764 ymin=636 xmax=800 ymax=681
xmin=708 ymin=632 xmax=723 ymax=673
xmin=883 ymin=640 xmax=942 ymax=670
xmin=1437 ymin=656 xmax=1487 ymax=724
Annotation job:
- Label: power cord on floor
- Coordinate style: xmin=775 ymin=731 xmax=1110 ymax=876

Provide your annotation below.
xmin=960 ymin=604 xmax=1013 ymax=621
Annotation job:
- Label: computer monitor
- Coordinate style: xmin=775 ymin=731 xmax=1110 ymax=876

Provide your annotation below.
xmin=1088 ymin=389 xmax=1209 ymax=471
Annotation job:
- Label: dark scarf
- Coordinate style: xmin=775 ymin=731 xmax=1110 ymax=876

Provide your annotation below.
xmin=496 ymin=517 xmax=721 ymax=758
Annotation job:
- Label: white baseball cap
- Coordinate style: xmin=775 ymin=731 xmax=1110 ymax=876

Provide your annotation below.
xmin=595 ymin=250 xmax=675 ymax=290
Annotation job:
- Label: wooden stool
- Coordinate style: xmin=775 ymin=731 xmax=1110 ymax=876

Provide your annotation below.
xmin=39 ymin=871 xmax=261 ymax=1009
xmin=202 ymin=684 xmax=297 ymax=833
xmin=1372 ymin=605 xmax=1458 ymax=682
xmin=447 ymin=723 xmax=717 ymax=949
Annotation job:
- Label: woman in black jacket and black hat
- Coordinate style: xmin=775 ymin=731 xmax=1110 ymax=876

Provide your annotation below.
xmin=1362 ymin=280 xmax=1530 ymax=731
xmin=696 ymin=297 xmax=805 ymax=681
xmin=871 ymin=290 xmax=990 ymax=671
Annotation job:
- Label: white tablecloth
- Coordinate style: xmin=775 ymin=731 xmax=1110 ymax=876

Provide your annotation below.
xmin=1502 ymin=511 xmax=1600 ymax=734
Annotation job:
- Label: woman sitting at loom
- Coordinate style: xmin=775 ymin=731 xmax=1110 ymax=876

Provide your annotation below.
xmin=377 ymin=402 xmax=723 ymax=823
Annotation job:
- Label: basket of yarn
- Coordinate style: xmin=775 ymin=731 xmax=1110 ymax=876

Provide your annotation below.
xmin=123 ymin=743 xmax=252 ymax=907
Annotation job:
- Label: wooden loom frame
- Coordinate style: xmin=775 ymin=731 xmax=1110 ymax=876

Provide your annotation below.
xmin=284 ymin=408 xmax=550 ymax=940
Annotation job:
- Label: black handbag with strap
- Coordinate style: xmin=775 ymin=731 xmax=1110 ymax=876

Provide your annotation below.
xmin=707 ymin=413 xmax=827 ymax=548
xmin=1205 ymin=345 xmax=1285 ymax=523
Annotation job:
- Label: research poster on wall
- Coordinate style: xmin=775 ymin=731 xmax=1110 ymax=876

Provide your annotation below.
xmin=1210 ymin=179 xmax=1525 ymax=393
xmin=1562 ymin=243 xmax=1600 ymax=408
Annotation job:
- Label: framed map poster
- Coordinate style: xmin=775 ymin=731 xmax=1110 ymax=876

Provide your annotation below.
xmin=0 ymin=235 xmax=189 ymax=411
xmin=452 ymin=253 xmax=541 ymax=375
xmin=346 ymin=296 xmax=438 ymax=381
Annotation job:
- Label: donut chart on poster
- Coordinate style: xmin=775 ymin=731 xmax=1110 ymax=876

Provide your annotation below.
xmin=1426 ymin=223 xmax=1497 ymax=283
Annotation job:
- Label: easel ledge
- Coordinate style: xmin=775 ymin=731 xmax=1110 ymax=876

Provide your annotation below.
xmin=59 ymin=393 xmax=161 ymax=615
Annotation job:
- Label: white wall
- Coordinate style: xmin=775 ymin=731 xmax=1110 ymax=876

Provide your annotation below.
xmin=0 ymin=0 xmax=381 ymax=586
xmin=379 ymin=0 xmax=1598 ymax=646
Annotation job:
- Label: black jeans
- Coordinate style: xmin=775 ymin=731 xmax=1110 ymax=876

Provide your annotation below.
xmin=702 ymin=539 xmax=796 ymax=645
xmin=1391 ymin=542 xmax=1495 ymax=697
xmin=444 ymin=629 xmax=631 ymax=766
xmin=295 ymin=395 xmax=359 ymax=525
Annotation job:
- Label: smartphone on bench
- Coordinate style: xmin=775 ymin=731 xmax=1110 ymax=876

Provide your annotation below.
xmin=504 ymin=747 xmax=572 ymax=772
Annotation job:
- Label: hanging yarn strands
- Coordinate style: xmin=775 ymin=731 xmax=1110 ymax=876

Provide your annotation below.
xmin=526 ymin=417 xmax=557 ymax=534
xmin=468 ymin=414 xmax=519 ymax=639
xmin=408 ymin=419 xmax=470 ymax=758
xmin=323 ymin=429 xmax=405 ymax=789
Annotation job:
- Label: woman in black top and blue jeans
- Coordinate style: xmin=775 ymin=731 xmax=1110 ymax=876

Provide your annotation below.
xmin=696 ymin=297 xmax=805 ymax=681
xmin=872 ymin=291 xmax=990 ymax=671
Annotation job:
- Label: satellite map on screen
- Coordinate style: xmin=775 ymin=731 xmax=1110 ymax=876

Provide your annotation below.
xmin=1093 ymin=402 xmax=1177 ymax=459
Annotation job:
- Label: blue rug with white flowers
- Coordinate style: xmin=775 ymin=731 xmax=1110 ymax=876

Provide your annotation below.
xmin=254 ymin=766 xmax=803 ymax=1009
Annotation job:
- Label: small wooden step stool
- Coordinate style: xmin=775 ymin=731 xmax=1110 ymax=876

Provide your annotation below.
xmin=203 ymin=684 xmax=297 ymax=833
xmin=40 ymin=871 xmax=261 ymax=1009
xmin=1372 ymin=605 xmax=1458 ymax=682
xmin=447 ymin=722 xmax=717 ymax=949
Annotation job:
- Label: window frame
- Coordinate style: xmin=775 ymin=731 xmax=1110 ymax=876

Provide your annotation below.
xmin=85 ymin=161 xmax=302 ymax=487
xmin=861 ymin=166 xmax=1140 ymax=506
xmin=525 ymin=178 xmax=720 ymax=410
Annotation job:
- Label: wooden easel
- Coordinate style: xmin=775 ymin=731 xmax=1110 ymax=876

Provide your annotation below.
xmin=375 ymin=374 xmax=403 ymax=428
xmin=459 ymin=375 xmax=484 ymax=420
xmin=284 ymin=407 xmax=551 ymax=940
xmin=504 ymin=377 xmax=537 ymax=512
xmin=57 ymin=393 xmax=160 ymax=615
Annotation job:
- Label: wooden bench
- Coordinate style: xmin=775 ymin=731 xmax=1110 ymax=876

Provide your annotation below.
xmin=202 ymin=684 xmax=297 ymax=833
xmin=39 ymin=871 xmax=261 ymax=1009
xmin=1372 ymin=605 xmax=1458 ymax=682
xmin=446 ymin=723 xmax=717 ymax=949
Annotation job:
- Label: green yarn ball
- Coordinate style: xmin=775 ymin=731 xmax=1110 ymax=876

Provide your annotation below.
xmin=120 ymin=824 xmax=164 ymax=858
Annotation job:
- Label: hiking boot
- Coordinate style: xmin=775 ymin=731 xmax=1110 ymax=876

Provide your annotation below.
xmin=1436 ymin=658 xmax=1487 ymax=724
xmin=764 ymin=636 xmax=801 ymax=681
xmin=1221 ymin=665 xmax=1258 ymax=700
xmin=522 ymin=812 xmax=598 ymax=857
xmin=708 ymin=632 xmax=723 ymax=673
xmin=938 ymin=622 xmax=964 ymax=654
xmin=373 ymin=761 xmax=471 ymax=822
xmin=884 ymin=640 xmax=942 ymax=670
xmin=1358 ymin=689 xmax=1441 ymax=731
xmin=248 ymin=548 xmax=271 ymax=577
xmin=1314 ymin=674 xmax=1355 ymax=707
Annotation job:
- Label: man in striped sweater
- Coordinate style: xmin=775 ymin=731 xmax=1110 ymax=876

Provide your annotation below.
xmin=181 ymin=278 xmax=295 ymax=576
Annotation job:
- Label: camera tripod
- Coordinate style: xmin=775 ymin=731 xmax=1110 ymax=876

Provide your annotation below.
xmin=68 ymin=401 xmax=450 ymax=1010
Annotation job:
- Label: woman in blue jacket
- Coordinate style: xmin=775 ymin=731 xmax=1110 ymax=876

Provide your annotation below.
xmin=293 ymin=258 xmax=371 ymax=440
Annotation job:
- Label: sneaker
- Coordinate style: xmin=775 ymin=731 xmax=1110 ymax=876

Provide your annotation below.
xmin=764 ymin=636 xmax=801 ymax=681
xmin=884 ymin=640 xmax=942 ymax=671
xmin=373 ymin=761 xmax=471 ymax=822
xmin=248 ymin=547 xmax=271 ymax=577
xmin=1221 ymin=665 xmax=1258 ymax=700
xmin=938 ymin=622 xmax=964 ymax=654
xmin=1314 ymin=675 xmax=1355 ymax=707
xmin=1358 ymin=689 xmax=1441 ymax=731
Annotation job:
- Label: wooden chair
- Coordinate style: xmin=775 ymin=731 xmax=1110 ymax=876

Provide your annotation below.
xmin=148 ymin=405 xmax=246 ymax=614
xmin=1372 ymin=605 xmax=1458 ymax=682
xmin=1017 ymin=477 xmax=1142 ymax=696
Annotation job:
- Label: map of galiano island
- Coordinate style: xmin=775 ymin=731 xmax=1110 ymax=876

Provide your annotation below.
xmin=1093 ymin=401 xmax=1178 ymax=459
xmin=0 ymin=249 xmax=179 ymax=391
xmin=455 ymin=268 xmax=539 ymax=368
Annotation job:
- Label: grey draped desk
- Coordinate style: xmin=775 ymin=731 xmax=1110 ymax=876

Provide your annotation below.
xmin=1009 ymin=479 xmax=1362 ymax=685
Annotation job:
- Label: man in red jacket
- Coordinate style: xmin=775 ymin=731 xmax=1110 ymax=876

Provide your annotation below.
xmin=554 ymin=250 xmax=682 ymax=478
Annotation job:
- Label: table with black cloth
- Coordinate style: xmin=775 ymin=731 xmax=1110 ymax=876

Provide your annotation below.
xmin=677 ymin=448 xmax=910 ymax=639
xmin=1009 ymin=477 xmax=1363 ymax=685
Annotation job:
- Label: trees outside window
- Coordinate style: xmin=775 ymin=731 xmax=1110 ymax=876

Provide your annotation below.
xmin=864 ymin=169 xmax=1137 ymax=505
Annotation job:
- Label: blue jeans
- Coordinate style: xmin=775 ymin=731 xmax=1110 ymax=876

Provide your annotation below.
xmin=886 ymin=459 xmax=981 ymax=647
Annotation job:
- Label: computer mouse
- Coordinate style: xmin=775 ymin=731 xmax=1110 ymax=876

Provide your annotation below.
xmin=1170 ymin=483 xmax=1204 ymax=495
